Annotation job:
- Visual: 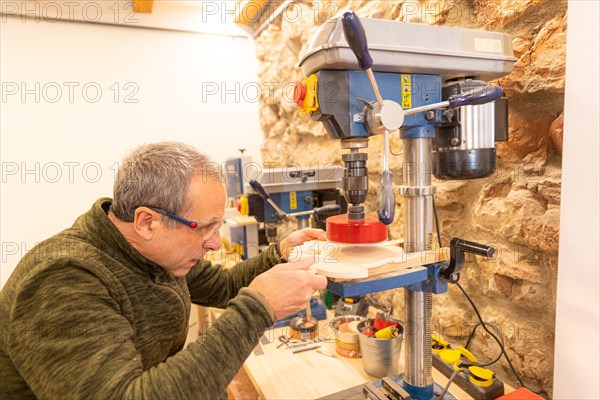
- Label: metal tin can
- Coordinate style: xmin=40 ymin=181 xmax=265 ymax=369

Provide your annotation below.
xmin=290 ymin=316 xmax=318 ymax=340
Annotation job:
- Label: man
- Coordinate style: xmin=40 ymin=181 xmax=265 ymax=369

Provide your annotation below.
xmin=0 ymin=142 xmax=327 ymax=399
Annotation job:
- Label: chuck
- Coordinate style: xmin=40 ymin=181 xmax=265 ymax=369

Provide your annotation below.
xmin=342 ymin=152 xmax=368 ymax=221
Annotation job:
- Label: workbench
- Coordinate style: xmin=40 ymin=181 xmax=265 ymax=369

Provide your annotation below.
xmin=243 ymin=311 xmax=474 ymax=399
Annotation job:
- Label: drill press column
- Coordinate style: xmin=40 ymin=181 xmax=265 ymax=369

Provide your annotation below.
xmin=402 ymin=139 xmax=434 ymax=253
xmin=405 ymin=290 xmax=433 ymax=388
xmin=402 ymin=138 xmax=435 ymax=395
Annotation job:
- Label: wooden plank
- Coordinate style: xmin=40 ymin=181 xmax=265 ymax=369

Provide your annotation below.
xmin=298 ymin=239 xmax=450 ymax=280
xmin=133 ymin=0 xmax=153 ymax=13
xmin=367 ymin=247 xmax=450 ymax=276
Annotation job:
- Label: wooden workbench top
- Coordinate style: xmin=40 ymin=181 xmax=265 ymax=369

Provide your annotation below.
xmin=243 ymin=313 xmax=473 ymax=399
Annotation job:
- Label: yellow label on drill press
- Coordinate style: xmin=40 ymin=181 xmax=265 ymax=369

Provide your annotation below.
xmin=289 ymin=191 xmax=297 ymax=210
xmin=233 ymin=243 xmax=243 ymax=256
xmin=401 ymin=74 xmax=412 ymax=109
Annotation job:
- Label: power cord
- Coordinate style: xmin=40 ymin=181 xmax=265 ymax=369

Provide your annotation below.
xmin=455 ymin=281 xmax=525 ymax=387
xmin=465 ymin=322 xmax=504 ymax=367
xmin=465 ymin=322 xmax=504 ymax=350
xmin=431 ymin=196 xmax=443 ymax=249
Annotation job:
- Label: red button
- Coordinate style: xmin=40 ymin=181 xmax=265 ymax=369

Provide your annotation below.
xmin=294 ymin=81 xmax=306 ymax=107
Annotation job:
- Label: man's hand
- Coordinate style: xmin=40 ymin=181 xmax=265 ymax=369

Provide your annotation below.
xmin=278 ymin=228 xmax=327 ymax=261
xmin=248 ymin=257 xmax=327 ymax=320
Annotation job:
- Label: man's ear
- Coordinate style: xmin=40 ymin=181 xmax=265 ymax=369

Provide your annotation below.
xmin=132 ymin=208 xmax=157 ymax=240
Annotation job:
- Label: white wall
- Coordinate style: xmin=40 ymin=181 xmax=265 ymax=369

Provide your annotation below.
xmin=553 ymin=1 xmax=600 ymax=398
xmin=0 ymin=17 xmax=264 ymax=287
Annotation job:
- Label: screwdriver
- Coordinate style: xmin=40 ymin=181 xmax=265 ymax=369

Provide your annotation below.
xmin=377 ymin=130 xmax=395 ymax=225
xmin=293 ymin=345 xmax=321 ymax=354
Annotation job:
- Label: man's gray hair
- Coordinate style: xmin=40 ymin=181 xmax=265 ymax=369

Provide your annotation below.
xmin=111 ymin=142 xmax=224 ymax=223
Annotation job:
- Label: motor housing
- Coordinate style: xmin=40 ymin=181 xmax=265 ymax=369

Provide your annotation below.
xmin=433 ymin=80 xmax=509 ymax=180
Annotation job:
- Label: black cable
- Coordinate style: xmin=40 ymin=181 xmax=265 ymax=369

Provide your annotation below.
xmin=466 ymin=322 xmax=504 ymax=349
xmin=464 ymin=323 xmax=478 ymax=348
xmin=456 ymin=281 xmax=525 ymax=386
xmin=431 ymin=195 xmax=443 ymax=248
xmin=465 ymin=322 xmax=504 ymax=366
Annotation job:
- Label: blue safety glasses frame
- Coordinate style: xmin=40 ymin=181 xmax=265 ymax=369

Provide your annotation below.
xmin=132 ymin=206 xmax=224 ymax=239
xmin=145 ymin=206 xmax=198 ymax=228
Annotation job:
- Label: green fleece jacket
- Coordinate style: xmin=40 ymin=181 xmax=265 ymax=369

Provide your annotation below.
xmin=0 ymin=198 xmax=282 ymax=399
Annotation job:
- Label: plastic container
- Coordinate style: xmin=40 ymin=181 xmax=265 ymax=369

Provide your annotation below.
xmin=290 ymin=316 xmax=318 ymax=340
xmin=330 ymin=315 xmax=366 ymax=358
xmin=357 ymin=320 xmax=404 ymax=378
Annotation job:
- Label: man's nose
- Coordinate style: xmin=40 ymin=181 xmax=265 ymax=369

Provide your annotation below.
xmin=203 ymin=232 xmax=221 ymax=251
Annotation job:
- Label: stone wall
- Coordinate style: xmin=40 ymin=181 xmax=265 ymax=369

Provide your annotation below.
xmin=253 ymin=0 xmax=566 ymax=396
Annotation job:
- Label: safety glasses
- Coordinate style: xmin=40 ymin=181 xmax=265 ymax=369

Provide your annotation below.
xmin=135 ymin=206 xmax=224 ymax=240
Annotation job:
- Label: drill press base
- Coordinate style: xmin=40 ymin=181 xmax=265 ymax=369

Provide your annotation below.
xmin=318 ymin=374 xmax=457 ymax=400
xmin=326 ymin=214 xmax=387 ymax=244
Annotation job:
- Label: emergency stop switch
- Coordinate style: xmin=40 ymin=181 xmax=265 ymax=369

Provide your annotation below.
xmin=294 ymin=75 xmax=319 ymax=115
xmin=293 ymin=82 xmax=306 ymax=106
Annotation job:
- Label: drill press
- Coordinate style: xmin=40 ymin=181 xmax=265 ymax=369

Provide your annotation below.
xmin=295 ymin=12 xmax=516 ymax=399
xmin=246 ymin=166 xmax=344 ymax=243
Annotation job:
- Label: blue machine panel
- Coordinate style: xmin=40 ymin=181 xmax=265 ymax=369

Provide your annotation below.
xmin=348 ymin=72 xmax=441 ymax=138
xmin=230 ymin=226 xmax=249 ymax=260
xmin=225 ymin=158 xmax=244 ymax=197
xmin=263 ymin=190 xmax=313 ymax=223
xmin=348 ymin=71 xmax=401 ymax=137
